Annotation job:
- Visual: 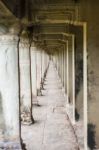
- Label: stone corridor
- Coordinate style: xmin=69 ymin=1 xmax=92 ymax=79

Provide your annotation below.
xmin=22 ymin=61 xmax=79 ymax=150
xmin=1 ymin=0 xmax=99 ymax=149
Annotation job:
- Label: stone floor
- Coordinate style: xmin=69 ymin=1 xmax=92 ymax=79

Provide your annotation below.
xmin=22 ymin=62 xmax=79 ymax=150
xmin=66 ymin=104 xmax=84 ymax=150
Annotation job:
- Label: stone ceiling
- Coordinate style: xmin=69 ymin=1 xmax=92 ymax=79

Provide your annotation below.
xmin=0 ymin=0 xmax=81 ymax=54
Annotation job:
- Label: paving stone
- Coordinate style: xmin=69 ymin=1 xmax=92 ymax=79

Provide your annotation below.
xmin=22 ymin=62 xmax=79 ymax=150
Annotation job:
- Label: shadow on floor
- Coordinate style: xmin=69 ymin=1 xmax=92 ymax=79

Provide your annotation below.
xmin=33 ymin=104 xmax=42 ymax=107
xmin=33 ymin=120 xmax=42 ymax=124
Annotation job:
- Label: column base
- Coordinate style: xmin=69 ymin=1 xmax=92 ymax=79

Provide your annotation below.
xmin=37 ymin=89 xmax=42 ymax=96
xmin=32 ymin=96 xmax=39 ymax=106
xmin=40 ymin=81 xmax=45 ymax=90
xmin=0 ymin=141 xmax=23 ymax=150
xmin=21 ymin=111 xmax=34 ymax=125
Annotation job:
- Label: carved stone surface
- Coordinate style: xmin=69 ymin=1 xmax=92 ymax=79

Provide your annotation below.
xmin=0 ymin=35 xmax=19 ymax=44
xmin=21 ymin=111 xmax=33 ymax=125
xmin=0 ymin=34 xmax=22 ymax=149
xmin=19 ymin=41 xmax=34 ymax=126
xmin=0 ymin=142 xmax=22 ymax=150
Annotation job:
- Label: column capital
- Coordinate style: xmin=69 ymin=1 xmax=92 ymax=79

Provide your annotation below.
xmin=31 ymin=43 xmax=37 ymax=52
xmin=31 ymin=42 xmax=37 ymax=48
xmin=0 ymin=34 xmax=19 ymax=45
xmin=19 ymin=38 xmax=30 ymax=48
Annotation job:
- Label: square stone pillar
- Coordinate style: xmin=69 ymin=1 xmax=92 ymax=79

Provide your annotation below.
xmin=43 ymin=51 xmax=49 ymax=81
xmin=64 ymin=44 xmax=67 ymax=94
xmin=19 ymin=39 xmax=34 ymax=125
xmin=63 ymin=47 xmax=66 ymax=90
xmin=41 ymin=50 xmax=46 ymax=89
xmin=0 ymin=35 xmax=22 ymax=149
xmin=31 ymin=44 xmax=38 ymax=104
xmin=61 ymin=48 xmax=64 ymax=86
xmin=41 ymin=50 xmax=45 ymax=79
xmin=57 ymin=49 xmax=60 ymax=76
xmin=36 ymin=49 xmax=42 ymax=96
xmin=66 ymin=41 xmax=69 ymax=104
xmin=72 ymin=35 xmax=76 ymax=124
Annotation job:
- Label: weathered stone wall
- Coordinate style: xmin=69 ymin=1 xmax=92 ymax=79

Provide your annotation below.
xmin=79 ymin=0 xmax=99 ymax=148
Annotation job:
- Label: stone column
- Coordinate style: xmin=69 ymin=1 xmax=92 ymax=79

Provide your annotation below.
xmin=0 ymin=35 xmax=22 ymax=149
xmin=42 ymin=52 xmax=49 ymax=80
xmin=61 ymin=49 xmax=63 ymax=84
xmin=53 ymin=54 xmax=56 ymax=66
xmin=67 ymin=41 xmax=69 ymax=103
xmin=57 ymin=49 xmax=60 ymax=76
xmin=44 ymin=52 xmax=49 ymax=79
xmin=31 ymin=43 xmax=38 ymax=104
xmin=46 ymin=53 xmax=49 ymax=72
xmin=19 ymin=39 xmax=34 ymax=125
xmin=72 ymin=35 xmax=76 ymax=124
xmin=68 ymin=40 xmax=73 ymax=104
xmin=41 ymin=50 xmax=45 ymax=79
xmin=60 ymin=50 xmax=62 ymax=81
xmin=64 ymin=44 xmax=67 ymax=94
xmin=62 ymin=48 xmax=64 ymax=86
xmin=58 ymin=50 xmax=61 ymax=77
xmin=55 ymin=53 xmax=57 ymax=69
xmin=36 ymin=49 xmax=42 ymax=96
xmin=56 ymin=52 xmax=58 ymax=70
xmin=63 ymin=47 xmax=66 ymax=90
xmin=83 ymin=24 xmax=87 ymax=150
xmin=41 ymin=50 xmax=45 ymax=89
xmin=40 ymin=49 xmax=44 ymax=89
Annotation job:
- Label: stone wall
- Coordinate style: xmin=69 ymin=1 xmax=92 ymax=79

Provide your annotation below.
xmin=79 ymin=0 xmax=99 ymax=148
